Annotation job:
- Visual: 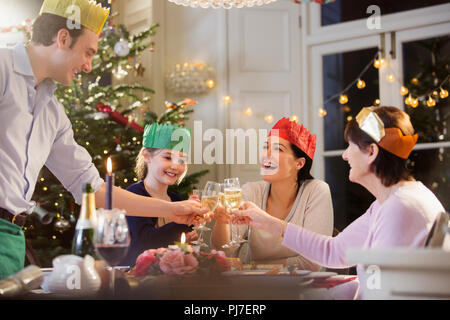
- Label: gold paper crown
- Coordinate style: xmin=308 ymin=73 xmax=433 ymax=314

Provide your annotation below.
xmin=355 ymin=107 xmax=418 ymax=159
xmin=40 ymin=0 xmax=110 ymax=35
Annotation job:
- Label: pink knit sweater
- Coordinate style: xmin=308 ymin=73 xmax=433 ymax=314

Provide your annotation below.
xmin=281 ymin=181 xmax=444 ymax=295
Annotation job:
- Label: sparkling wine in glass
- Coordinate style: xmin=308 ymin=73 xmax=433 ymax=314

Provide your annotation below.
xmin=222 ymin=178 xmax=244 ymax=249
xmin=94 ymin=208 xmax=130 ymax=297
xmin=192 ymin=182 xmax=220 ymax=248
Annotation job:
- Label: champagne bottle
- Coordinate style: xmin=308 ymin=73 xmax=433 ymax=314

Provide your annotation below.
xmin=72 ymin=183 xmax=97 ymax=258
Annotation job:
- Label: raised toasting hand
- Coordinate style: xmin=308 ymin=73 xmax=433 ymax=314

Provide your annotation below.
xmin=170 ymin=200 xmax=209 ymax=225
xmin=231 ymin=201 xmax=287 ymax=238
xmin=187 ymin=194 xmax=214 ymax=227
xmin=212 ymin=204 xmax=231 ymax=224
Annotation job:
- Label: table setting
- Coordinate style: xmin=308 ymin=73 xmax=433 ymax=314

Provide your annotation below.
xmin=0 ymin=176 xmax=359 ymax=300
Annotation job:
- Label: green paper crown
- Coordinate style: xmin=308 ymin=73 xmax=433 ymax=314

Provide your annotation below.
xmin=143 ymin=123 xmax=191 ymax=154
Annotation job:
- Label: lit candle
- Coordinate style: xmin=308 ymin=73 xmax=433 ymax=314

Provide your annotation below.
xmin=105 ymin=157 xmax=114 ymax=210
xmin=171 ymin=232 xmax=193 ymax=253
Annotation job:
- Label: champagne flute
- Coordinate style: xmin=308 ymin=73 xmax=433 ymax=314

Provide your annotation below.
xmin=190 ymin=189 xmax=206 ymax=248
xmin=222 ymin=178 xmax=243 ymax=249
xmin=191 ymin=182 xmax=221 ymax=248
xmin=201 ymin=181 xmax=221 ymax=230
xmin=94 ymin=208 xmax=130 ymax=297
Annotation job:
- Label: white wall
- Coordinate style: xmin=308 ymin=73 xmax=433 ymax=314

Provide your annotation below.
xmin=120 ymin=0 xmax=302 ymax=188
xmin=154 ymin=1 xmax=227 ymax=187
xmin=0 ymin=0 xmax=42 ymax=47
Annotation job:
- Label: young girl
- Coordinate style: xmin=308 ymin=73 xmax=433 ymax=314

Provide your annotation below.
xmin=121 ymin=123 xmax=196 ymax=266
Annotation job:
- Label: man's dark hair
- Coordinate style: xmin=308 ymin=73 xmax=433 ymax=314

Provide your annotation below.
xmin=31 ymin=13 xmax=84 ymax=48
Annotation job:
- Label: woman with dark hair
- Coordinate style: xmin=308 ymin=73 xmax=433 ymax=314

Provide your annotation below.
xmin=211 ymin=118 xmax=334 ymax=270
xmin=233 ymin=106 xmax=445 ymax=297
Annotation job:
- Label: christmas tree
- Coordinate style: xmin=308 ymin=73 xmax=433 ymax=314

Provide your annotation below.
xmin=24 ymin=9 xmax=208 ymax=267
xmin=403 ymin=35 xmax=450 ymax=210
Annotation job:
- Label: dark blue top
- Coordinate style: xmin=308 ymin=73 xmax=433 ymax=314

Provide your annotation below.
xmin=121 ymin=181 xmax=192 ymax=266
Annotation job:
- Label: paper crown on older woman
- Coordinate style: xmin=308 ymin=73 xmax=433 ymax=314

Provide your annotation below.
xmin=40 ymin=0 xmax=110 ymax=35
xmin=268 ymin=118 xmax=317 ymax=160
xmin=356 ymin=107 xmax=418 ymax=159
xmin=142 ymin=123 xmax=191 ymax=154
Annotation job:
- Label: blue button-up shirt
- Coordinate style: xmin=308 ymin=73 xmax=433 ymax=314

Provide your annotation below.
xmin=0 ymin=43 xmax=104 ymax=215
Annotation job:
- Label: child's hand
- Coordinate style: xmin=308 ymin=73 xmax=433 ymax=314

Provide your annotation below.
xmin=188 ymin=194 xmax=200 ymax=202
xmin=185 ymin=230 xmax=198 ymax=243
xmin=170 ymin=200 xmax=208 ymax=225
xmin=191 ymin=211 xmax=213 ymax=226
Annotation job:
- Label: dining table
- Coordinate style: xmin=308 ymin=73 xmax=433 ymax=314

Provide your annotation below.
xmin=20 ymin=266 xmax=359 ymax=300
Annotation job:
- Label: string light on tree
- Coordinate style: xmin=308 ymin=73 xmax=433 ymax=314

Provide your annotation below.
xmin=374 ymin=99 xmax=381 ymax=106
xmin=400 ymin=86 xmax=409 ymax=96
xmin=410 ymin=77 xmax=419 ymax=85
xmin=405 ymin=94 xmax=414 ymax=106
xmin=440 ymin=87 xmax=449 ymax=99
xmin=112 ymin=65 xmax=128 ymax=80
xmin=426 ymin=96 xmax=436 ymax=107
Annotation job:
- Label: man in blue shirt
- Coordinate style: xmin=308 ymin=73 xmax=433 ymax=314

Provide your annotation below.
xmin=0 ymin=0 xmax=206 ymax=279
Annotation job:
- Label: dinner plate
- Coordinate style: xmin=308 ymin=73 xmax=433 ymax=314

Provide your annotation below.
xmin=242 ymin=264 xmax=284 ymax=270
xmin=301 ymin=271 xmax=338 ymax=280
xmin=223 ymin=269 xmax=311 ymax=276
xmin=293 ymin=270 xmax=311 ymax=276
xmin=221 ymin=269 xmax=313 ymax=287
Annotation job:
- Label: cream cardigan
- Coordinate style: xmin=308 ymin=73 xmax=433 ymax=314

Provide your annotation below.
xmin=230 ymin=179 xmax=334 ymax=271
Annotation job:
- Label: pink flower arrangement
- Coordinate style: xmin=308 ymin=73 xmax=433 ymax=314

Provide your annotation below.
xmin=134 ymin=248 xmax=167 ymax=277
xmin=159 ymin=249 xmax=198 ymax=275
xmin=133 ymin=247 xmax=231 ymax=278
xmin=198 ymin=250 xmax=230 ymax=274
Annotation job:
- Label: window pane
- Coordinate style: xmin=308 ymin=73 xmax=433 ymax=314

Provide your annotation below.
xmin=325 ymin=156 xmax=374 ymax=231
xmin=402 ymin=34 xmax=450 ymax=211
xmin=409 ymin=148 xmax=450 ymax=210
xmin=402 ymin=35 xmax=450 ymax=143
xmin=323 ymin=47 xmax=379 ymax=151
xmin=325 ymin=149 xmax=449 ymax=232
xmin=321 ymin=0 xmax=449 ymax=27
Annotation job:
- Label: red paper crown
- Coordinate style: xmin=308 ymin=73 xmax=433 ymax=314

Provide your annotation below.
xmin=268 ymin=118 xmax=317 ymax=160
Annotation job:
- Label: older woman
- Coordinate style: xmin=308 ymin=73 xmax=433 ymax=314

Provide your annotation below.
xmin=211 ymin=118 xmax=334 ymax=270
xmin=233 ymin=106 xmax=445 ymax=297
